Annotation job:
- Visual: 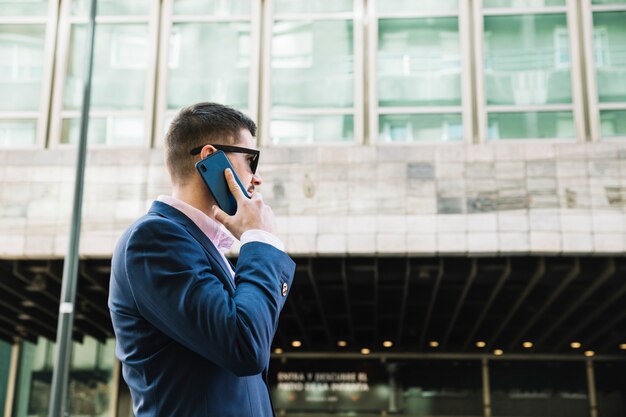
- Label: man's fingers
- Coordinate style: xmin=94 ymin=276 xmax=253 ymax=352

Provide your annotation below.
xmin=212 ymin=205 xmax=229 ymax=225
xmin=224 ymin=169 xmax=245 ymax=202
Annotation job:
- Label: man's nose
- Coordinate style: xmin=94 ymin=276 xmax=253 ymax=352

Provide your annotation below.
xmin=252 ymin=172 xmax=263 ymax=186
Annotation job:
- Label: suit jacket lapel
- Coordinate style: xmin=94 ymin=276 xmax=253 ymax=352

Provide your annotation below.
xmin=149 ymin=201 xmax=235 ymax=293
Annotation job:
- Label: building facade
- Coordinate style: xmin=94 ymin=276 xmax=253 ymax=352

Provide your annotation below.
xmin=1 ymin=0 xmax=626 ymax=416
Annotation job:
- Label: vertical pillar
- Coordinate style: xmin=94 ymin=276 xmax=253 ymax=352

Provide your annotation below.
xmin=3 ymin=342 xmax=20 ymax=417
xmin=108 ymin=360 xmax=121 ymax=417
xmin=481 ymin=357 xmax=492 ymax=417
xmin=586 ymin=359 xmax=598 ymax=417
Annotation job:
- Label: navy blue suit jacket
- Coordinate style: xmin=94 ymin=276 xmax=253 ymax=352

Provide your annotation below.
xmin=109 ymin=201 xmax=295 ymax=417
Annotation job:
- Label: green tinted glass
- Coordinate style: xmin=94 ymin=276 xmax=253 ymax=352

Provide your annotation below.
xmin=61 ymin=117 xmax=144 ymax=145
xmin=487 ymin=111 xmax=575 ymax=140
xmin=274 ymin=0 xmax=352 ymax=13
xmin=173 ymin=0 xmax=250 ymax=15
xmin=380 ymin=114 xmax=463 ymax=142
xmin=593 ymin=12 xmax=626 ymax=103
xmin=0 ymin=25 xmax=46 ymax=112
xmin=0 ymin=120 xmax=37 ymax=145
xmin=0 ymin=0 xmax=48 ymax=16
xmin=592 ymin=0 xmax=626 ymax=4
xmin=484 ymin=14 xmax=572 ymax=105
xmin=271 ymin=115 xmax=354 ymax=144
xmin=378 ymin=18 xmax=461 ymax=107
xmin=271 ymin=20 xmax=354 ymax=108
xmin=378 ymin=0 xmax=458 ymax=13
xmin=64 ymin=24 xmax=148 ymax=111
xmin=72 ymin=0 xmax=149 ymax=15
xmin=484 ymin=0 xmax=565 ymax=7
xmin=167 ymin=23 xmax=250 ymax=110
xmin=600 ymin=110 xmax=626 ymax=138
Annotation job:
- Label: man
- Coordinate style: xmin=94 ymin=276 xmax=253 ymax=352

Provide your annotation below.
xmin=109 ymin=102 xmax=295 ymax=416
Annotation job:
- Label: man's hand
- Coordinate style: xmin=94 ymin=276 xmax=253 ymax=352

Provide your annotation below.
xmin=212 ymin=168 xmax=275 ymax=240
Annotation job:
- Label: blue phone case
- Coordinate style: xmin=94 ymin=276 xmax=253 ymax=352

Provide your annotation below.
xmin=196 ymin=151 xmax=250 ymax=216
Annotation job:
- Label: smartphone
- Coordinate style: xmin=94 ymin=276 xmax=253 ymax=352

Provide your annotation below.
xmin=196 ymin=151 xmax=250 ymax=216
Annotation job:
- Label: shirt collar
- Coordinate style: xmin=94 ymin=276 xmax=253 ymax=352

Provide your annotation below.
xmin=156 ymin=195 xmax=235 ymax=253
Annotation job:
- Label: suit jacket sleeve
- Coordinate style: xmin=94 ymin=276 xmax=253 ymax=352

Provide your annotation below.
xmin=123 ymin=217 xmax=295 ymax=376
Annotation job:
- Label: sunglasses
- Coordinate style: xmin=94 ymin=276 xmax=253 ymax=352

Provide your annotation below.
xmin=190 ymin=144 xmax=259 ymax=174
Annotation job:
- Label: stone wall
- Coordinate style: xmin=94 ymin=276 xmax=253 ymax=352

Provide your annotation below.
xmin=1 ymin=142 xmax=625 ymax=257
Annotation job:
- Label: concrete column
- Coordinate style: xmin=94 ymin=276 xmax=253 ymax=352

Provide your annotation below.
xmin=481 ymin=357 xmax=492 ymax=417
xmin=3 ymin=341 xmax=20 ymax=417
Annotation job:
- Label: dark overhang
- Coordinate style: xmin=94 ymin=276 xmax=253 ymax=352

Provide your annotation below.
xmin=0 ymin=256 xmax=625 ymax=356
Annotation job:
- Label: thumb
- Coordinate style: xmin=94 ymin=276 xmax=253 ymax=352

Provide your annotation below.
xmin=212 ymin=205 xmax=229 ymax=225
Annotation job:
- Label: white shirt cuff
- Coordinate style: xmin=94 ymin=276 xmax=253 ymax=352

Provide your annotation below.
xmin=240 ymin=230 xmax=285 ymax=252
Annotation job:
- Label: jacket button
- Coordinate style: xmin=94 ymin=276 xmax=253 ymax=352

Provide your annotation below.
xmin=282 ymin=283 xmax=288 ymax=296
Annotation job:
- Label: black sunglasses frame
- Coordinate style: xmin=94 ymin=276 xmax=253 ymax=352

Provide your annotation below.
xmin=190 ymin=144 xmax=259 ymax=174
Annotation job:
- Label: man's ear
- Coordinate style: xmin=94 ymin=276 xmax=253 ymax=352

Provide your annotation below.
xmin=199 ymin=144 xmax=218 ymax=160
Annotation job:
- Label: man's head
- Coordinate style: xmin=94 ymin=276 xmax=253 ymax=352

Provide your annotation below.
xmin=165 ymin=102 xmax=258 ymax=188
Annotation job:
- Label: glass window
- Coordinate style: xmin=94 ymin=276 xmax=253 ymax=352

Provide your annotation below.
xmin=0 ymin=340 xmax=11 ymax=414
xmin=12 ymin=337 xmax=117 ymax=417
xmin=380 ymin=113 xmax=463 ymax=142
xmin=595 ymin=362 xmax=626 ymax=417
xmin=71 ymin=0 xmax=149 ymax=16
xmin=484 ymin=14 xmax=571 ymax=106
xmin=490 ymin=361 xmax=589 ymax=417
xmin=0 ymin=0 xmax=48 ymax=16
xmin=592 ymin=12 xmax=626 ymax=103
xmin=269 ymin=10 xmax=356 ymax=144
xmin=600 ymin=110 xmax=626 ymax=138
xmin=0 ymin=22 xmax=47 ymax=146
xmin=374 ymin=2 xmax=464 ymax=143
xmin=0 ymin=119 xmax=37 ymax=145
xmin=272 ymin=20 xmax=354 ymax=109
xmin=400 ymin=361 xmax=483 ymax=416
xmin=481 ymin=3 xmax=575 ymax=141
xmin=484 ymin=0 xmax=566 ymax=8
xmin=0 ymin=25 xmax=46 ymax=112
xmin=378 ymin=18 xmax=461 ymax=107
xmin=64 ymin=24 xmax=148 ymax=111
xmin=378 ymin=0 xmax=458 ymax=13
xmin=274 ymin=0 xmax=353 ymax=14
xmin=57 ymin=1 xmax=154 ymax=147
xmin=592 ymin=0 xmax=626 ymax=4
xmin=60 ymin=116 xmax=144 ymax=145
xmin=167 ymin=22 xmax=251 ymax=110
xmin=488 ymin=111 xmax=575 ymax=139
xmin=270 ymin=115 xmax=353 ymax=144
xmin=173 ymin=0 xmax=250 ymax=16
xmin=162 ymin=1 xmax=255 ymax=140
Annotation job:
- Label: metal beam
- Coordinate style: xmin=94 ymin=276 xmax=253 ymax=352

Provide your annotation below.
xmin=48 ymin=0 xmax=97 ymax=414
xmin=586 ymin=305 xmax=626 ymax=347
xmin=285 ymin=296 xmax=312 ymax=348
xmin=462 ymin=258 xmax=511 ymax=350
xmin=418 ymin=258 xmax=444 ymax=350
xmin=373 ymin=258 xmax=379 ymax=344
xmin=305 ymin=258 xmax=332 ymax=347
xmin=508 ymin=258 xmax=580 ymax=350
xmin=270 ymin=352 xmax=626 ymax=361
xmin=535 ymin=258 xmax=616 ymax=350
xmin=442 ymin=258 xmax=477 ymax=349
xmin=551 ymin=266 xmax=626 ymax=352
xmin=396 ymin=258 xmax=411 ymax=344
xmin=340 ymin=258 xmax=356 ymax=344
xmin=489 ymin=257 xmax=546 ymax=349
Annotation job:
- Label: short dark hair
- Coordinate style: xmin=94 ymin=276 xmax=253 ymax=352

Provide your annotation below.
xmin=165 ymin=102 xmax=257 ymax=185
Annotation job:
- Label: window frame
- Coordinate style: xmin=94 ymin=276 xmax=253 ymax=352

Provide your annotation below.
xmin=473 ymin=0 xmax=586 ymax=142
xmin=155 ymin=0 xmax=261 ymax=147
xmin=368 ymin=0 xmax=473 ymax=145
xmin=0 ymin=0 xmax=58 ymax=148
xmin=261 ymin=0 xmax=365 ymax=146
xmin=581 ymin=0 xmax=626 ymax=141
xmin=49 ymin=0 xmax=160 ymax=148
